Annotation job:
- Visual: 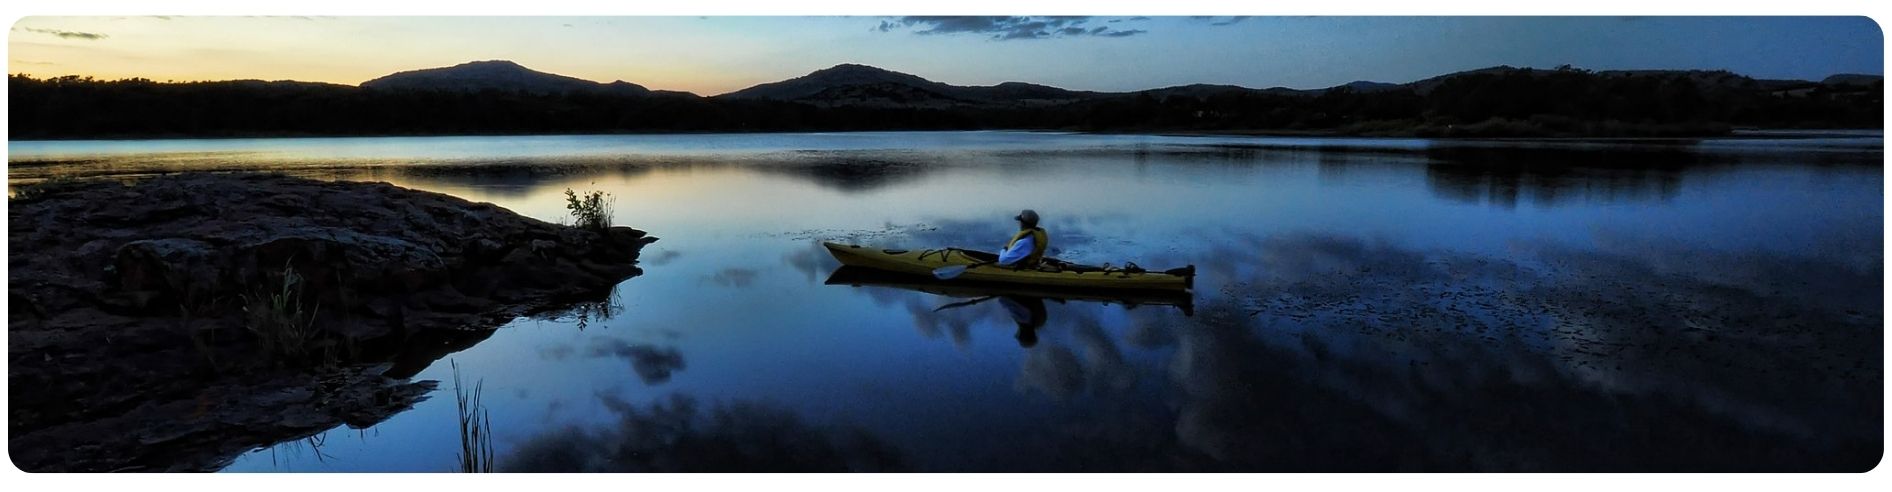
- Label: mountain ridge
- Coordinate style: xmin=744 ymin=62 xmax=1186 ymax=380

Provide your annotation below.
xmin=13 ymin=60 xmax=1879 ymax=139
xmin=342 ymin=59 xmax=1878 ymax=108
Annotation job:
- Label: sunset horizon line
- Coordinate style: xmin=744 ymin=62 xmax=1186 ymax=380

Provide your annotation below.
xmin=10 ymin=57 xmax=1885 ymax=99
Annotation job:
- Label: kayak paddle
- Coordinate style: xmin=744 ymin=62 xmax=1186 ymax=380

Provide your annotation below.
xmin=933 ymin=295 xmax=998 ymax=311
xmin=932 ymin=260 xmax=994 ymax=280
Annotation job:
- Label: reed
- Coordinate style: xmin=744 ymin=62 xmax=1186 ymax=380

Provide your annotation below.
xmin=452 ymin=359 xmax=495 ymax=473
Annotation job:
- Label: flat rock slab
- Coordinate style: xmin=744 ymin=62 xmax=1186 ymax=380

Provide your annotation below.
xmin=8 ymin=173 xmax=655 ymax=472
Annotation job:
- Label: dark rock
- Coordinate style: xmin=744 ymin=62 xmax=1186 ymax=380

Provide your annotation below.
xmin=111 ymin=238 xmax=221 ymax=311
xmin=8 ymin=173 xmax=656 ymax=472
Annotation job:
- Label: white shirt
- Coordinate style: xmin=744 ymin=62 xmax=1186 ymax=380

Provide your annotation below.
xmin=997 ymin=236 xmax=1034 ymax=266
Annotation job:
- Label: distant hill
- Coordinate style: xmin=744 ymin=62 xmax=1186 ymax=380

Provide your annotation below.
xmin=213 ymin=79 xmax=358 ymax=91
xmin=343 ymin=60 xmax=1881 ymax=110
xmin=718 ymin=63 xmax=1106 ymax=107
xmin=719 ymin=63 xmax=1366 ymax=106
xmin=1337 ymin=81 xmax=1400 ymax=93
xmin=1138 ymin=84 xmax=1312 ymax=99
xmin=1388 ymin=65 xmax=1879 ymax=97
xmin=361 ymin=60 xmax=668 ymax=96
xmin=597 ymin=80 xmax=653 ymax=96
xmin=721 ymin=64 xmax=950 ymax=100
xmin=980 ymin=81 xmax=1100 ymax=103
xmin=1823 ymin=73 xmax=1884 ymax=88
xmin=1401 ymin=66 xmax=1531 ymax=94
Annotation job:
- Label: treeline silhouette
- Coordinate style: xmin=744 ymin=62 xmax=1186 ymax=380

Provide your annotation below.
xmin=9 ymin=67 xmax=1880 ymax=139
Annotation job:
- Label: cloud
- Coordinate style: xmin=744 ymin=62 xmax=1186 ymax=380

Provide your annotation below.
xmin=22 ymin=28 xmax=108 ymax=40
xmin=537 ymin=343 xmax=576 ymax=361
xmin=644 ymin=249 xmax=682 ymax=266
xmin=875 ymin=16 xmax=1146 ymax=40
xmin=781 ymin=242 xmax=839 ymax=284
xmin=502 ymin=394 xmax=907 ymax=472
xmin=705 ymin=267 xmax=759 ymax=288
xmin=239 ymin=15 xmax=318 ymax=20
xmin=1016 ymin=346 xmax=1085 ymax=399
xmin=1191 ymin=16 xmax=1250 ymax=26
xmin=589 ymin=338 xmax=686 ymax=385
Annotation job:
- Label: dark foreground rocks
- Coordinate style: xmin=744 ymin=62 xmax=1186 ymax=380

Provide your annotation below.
xmin=7 ymin=173 xmax=655 ymax=472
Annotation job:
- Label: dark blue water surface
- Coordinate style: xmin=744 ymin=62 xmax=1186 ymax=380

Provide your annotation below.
xmin=8 ymin=131 xmax=1884 ymax=471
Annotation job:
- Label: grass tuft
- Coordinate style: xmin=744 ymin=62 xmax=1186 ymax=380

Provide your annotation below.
xmin=241 ymin=261 xmax=322 ymax=363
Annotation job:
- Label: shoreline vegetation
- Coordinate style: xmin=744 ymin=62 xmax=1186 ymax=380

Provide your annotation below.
xmin=6 ymin=174 xmax=655 ymax=472
xmin=9 ymin=63 xmax=1880 ymax=140
xmin=4 ymin=124 xmax=1871 ymax=144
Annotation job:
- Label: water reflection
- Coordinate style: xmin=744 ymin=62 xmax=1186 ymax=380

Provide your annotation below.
xmin=704 ymin=268 xmax=761 ymax=288
xmin=761 ymin=154 xmax=942 ymax=192
xmin=7 ymin=132 xmax=1878 ymax=472
xmin=1424 ymin=160 xmax=1685 ymax=207
xmin=996 ymin=297 xmax=1046 ymax=347
xmin=1014 ymin=310 xmax=1142 ymax=402
xmin=501 ymin=394 xmax=907 ymax=472
xmin=855 ymin=229 xmax=1880 ymax=471
xmin=825 ymin=266 xmax=1194 ymax=350
xmin=587 ymin=338 xmax=686 ymax=385
xmin=1419 ymin=145 xmax=1703 ymax=207
xmin=19 ymin=132 xmax=1873 ymax=213
xmin=1417 ymin=143 xmax=1880 ymax=208
xmin=529 ymin=285 xmax=625 ymax=332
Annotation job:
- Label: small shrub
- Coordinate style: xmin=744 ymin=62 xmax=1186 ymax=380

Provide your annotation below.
xmin=564 ymin=188 xmax=614 ymax=232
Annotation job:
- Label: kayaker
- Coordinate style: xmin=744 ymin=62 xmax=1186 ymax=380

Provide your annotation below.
xmin=996 ymin=209 xmax=1048 ymax=269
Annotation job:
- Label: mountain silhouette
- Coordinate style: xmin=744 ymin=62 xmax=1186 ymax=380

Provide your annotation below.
xmin=361 ymin=60 xmax=664 ymax=96
xmin=346 ymin=60 xmax=1875 ymax=109
xmin=12 ymin=60 xmax=1879 ymax=139
xmin=1822 ymin=73 xmax=1884 ymax=87
xmin=718 ymin=63 xmax=1417 ymax=105
xmin=721 ymin=64 xmax=949 ymax=100
xmin=718 ymin=63 xmax=1103 ymax=107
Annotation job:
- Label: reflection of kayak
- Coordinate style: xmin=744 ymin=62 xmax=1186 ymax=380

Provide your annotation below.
xmin=822 ymin=241 xmax=1195 ymax=291
xmin=825 ymin=267 xmax=1193 ymax=316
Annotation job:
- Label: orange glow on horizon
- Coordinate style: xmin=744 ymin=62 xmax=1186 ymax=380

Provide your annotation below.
xmin=8 ymin=16 xmax=802 ymax=96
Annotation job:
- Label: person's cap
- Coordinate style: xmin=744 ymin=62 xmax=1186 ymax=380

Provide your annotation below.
xmin=1014 ymin=209 xmax=1039 ymax=225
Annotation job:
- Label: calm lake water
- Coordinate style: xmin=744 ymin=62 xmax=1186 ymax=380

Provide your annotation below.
xmin=7 ymin=131 xmax=1885 ymax=471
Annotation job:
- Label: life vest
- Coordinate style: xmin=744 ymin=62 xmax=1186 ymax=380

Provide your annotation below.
xmin=1005 ymin=227 xmax=1048 ymax=267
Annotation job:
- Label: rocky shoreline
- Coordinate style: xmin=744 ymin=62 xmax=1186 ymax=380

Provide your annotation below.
xmin=7 ymin=173 xmax=655 ymax=472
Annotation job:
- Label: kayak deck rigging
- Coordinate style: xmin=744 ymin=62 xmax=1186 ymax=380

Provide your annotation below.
xmin=824 ymin=266 xmax=1194 ymax=316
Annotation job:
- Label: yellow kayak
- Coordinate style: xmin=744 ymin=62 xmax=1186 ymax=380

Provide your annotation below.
xmin=821 ymin=242 xmax=1194 ymax=291
xmin=825 ymin=266 xmax=1194 ymax=315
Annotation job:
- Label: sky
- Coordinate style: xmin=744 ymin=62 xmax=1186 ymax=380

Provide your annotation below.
xmin=6 ymin=16 xmax=1884 ymax=96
